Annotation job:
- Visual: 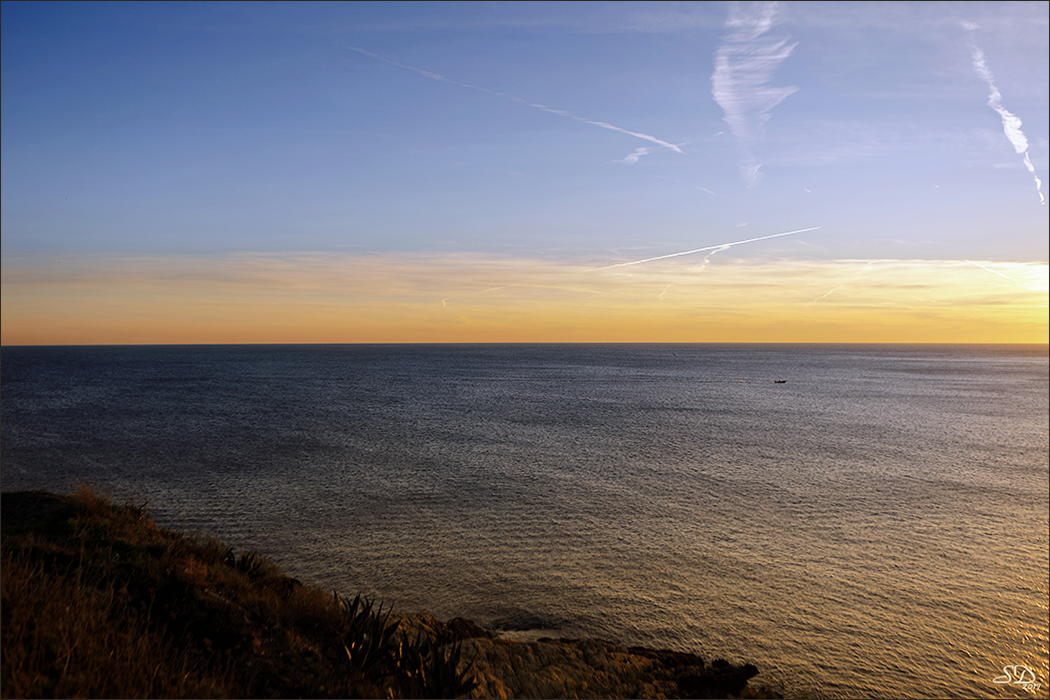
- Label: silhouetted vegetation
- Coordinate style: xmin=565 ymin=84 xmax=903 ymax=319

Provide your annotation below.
xmin=1 ymin=485 xmax=778 ymax=698
xmin=1 ymin=486 xmax=476 ymax=698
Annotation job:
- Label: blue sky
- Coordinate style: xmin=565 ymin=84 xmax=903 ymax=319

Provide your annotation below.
xmin=2 ymin=2 xmax=1047 ymax=344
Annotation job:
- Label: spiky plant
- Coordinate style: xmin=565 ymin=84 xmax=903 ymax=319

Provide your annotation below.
xmin=336 ymin=593 xmax=401 ymax=675
xmin=398 ymin=633 xmax=478 ymax=699
xmin=334 ymin=593 xmax=478 ymax=698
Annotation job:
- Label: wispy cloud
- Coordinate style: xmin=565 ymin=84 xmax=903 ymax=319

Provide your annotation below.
xmin=964 ymin=28 xmax=1046 ymax=204
xmin=4 ymin=253 xmax=1045 ymax=344
xmin=711 ymin=1 xmax=798 ymax=187
xmin=617 ymin=147 xmax=653 ymax=164
xmin=349 ymin=47 xmax=685 ymax=156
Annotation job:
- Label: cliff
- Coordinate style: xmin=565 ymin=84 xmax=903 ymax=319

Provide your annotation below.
xmin=1 ymin=488 xmax=767 ymax=699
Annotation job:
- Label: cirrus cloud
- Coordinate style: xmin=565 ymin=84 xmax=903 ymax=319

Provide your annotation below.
xmin=711 ymin=1 xmax=799 ymax=187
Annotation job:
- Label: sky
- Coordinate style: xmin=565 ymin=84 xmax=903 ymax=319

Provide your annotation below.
xmin=2 ymin=1 xmax=1047 ymax=344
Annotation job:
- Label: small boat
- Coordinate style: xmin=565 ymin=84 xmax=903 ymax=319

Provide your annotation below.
xmin=773 ymin=379 xmax=787 ymax=384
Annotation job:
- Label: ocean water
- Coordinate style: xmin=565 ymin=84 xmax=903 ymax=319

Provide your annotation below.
xmin=2 ymin=343 xmax=1047 ymax=699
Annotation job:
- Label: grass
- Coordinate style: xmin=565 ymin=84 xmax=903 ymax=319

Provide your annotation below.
xmin=1 ymin=485 xmax=477 ymax=699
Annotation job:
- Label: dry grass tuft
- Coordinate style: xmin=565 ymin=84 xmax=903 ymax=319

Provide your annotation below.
xmin=1 ymin=533 xmax=232 ymax=698
xmin=1 ymin=485 xmax=476 ymax=699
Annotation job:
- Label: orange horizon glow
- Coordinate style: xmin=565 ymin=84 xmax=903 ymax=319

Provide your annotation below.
xmin=2 ymin=253 xmax=1047 ymax=346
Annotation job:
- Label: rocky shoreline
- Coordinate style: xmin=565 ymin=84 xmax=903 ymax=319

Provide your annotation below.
xmin=2 ymin=488 xmax=767 ymax=699
xmin=394 ymin=612 xmax=761 ymax=698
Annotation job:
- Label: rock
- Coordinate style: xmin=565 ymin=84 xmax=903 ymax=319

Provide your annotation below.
xmin=347 ymin=612 xmax=760 ymax=697
xmin=445 ymin=616 xmax=494 ymax=642
xmin=451 ymin=635 xmax=759 ymax=699
xmin=391 ymin=612 xmax=446 ymax=644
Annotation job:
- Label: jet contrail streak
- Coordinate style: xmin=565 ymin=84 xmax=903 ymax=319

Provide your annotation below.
xmin=965 ymin=259 xmax=1025 ymax=286
xmin=711 ymin=1 xmax=798 ymax=187
xmin=349 ymin=47 xmax=685 ymax=155
xmin=965 ymin=37 xmax=1046 ymax=204
xmin=589 ymin=226 xmax=821 ymax=270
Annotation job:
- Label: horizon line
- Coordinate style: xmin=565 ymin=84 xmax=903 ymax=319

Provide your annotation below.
xmin=3 ymin=341 xmax=1046 ymax=348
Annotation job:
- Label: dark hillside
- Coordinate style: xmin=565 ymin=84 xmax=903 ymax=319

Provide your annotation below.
xmin=1 ymin=486 xmax=766 ymax=699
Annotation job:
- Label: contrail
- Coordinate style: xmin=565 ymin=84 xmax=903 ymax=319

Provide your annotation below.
xmin=711 ymin=1 xmax=798 ymax=187
xmin=813 ymin=284 xmax=843 ymax=301
xmin=965 ymin=259 xmax=1026 ymax=286
xmin=589 ymin=226 xmax=820 ymax=270
xmin=349 ymin=47 xmax=685 ymax=156
xmin=963 ymin=29 xmax=1045 ymax=204
xmin=444 ymin=228 xmax=818 ymax=306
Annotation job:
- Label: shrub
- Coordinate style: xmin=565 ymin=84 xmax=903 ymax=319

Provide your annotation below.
xmin=1 ymin=486 xmax=478 ymax=699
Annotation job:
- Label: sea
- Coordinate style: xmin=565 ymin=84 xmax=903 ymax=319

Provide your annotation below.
xmin=1 ymin=343 xmax=1047 ymax=699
